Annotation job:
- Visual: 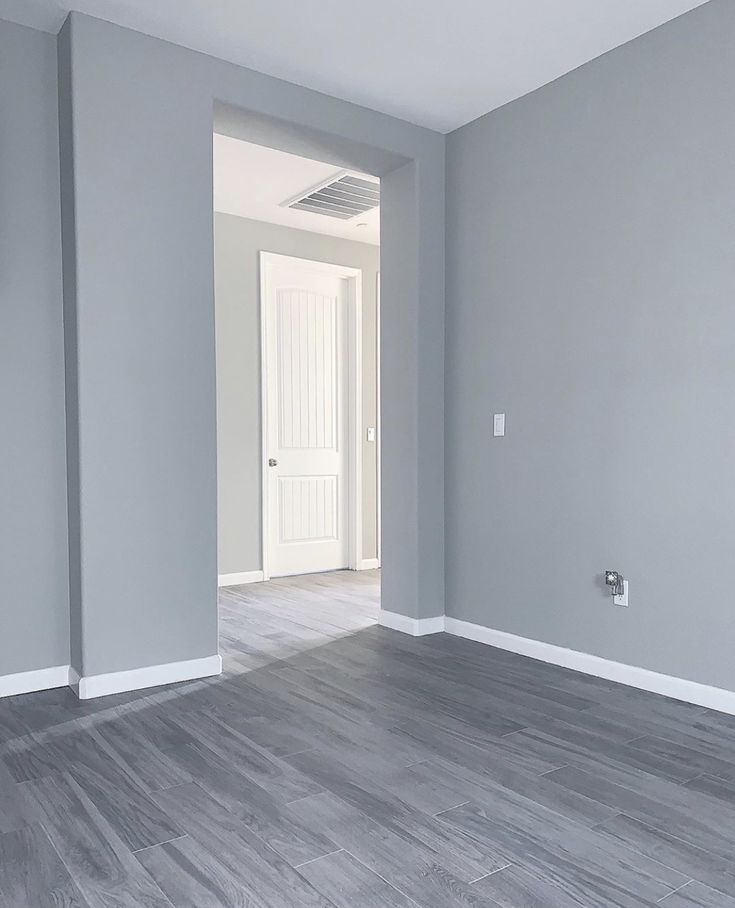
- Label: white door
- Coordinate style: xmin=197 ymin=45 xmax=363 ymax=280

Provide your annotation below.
xmin=262 ymin=254 xmax=358 ymax=578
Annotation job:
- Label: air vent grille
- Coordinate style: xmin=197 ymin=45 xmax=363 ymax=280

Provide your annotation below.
xmin=286 ymin=173 xmax=380 ymax=220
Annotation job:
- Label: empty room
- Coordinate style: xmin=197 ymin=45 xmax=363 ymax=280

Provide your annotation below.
xmin=1 ymin=1 xmax=735 ymax=906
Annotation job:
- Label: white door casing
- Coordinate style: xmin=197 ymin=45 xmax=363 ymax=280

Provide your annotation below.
xmin=376 ymin=272 xmax=381 ymax=568
xmin=260 ymin=253 xmax=362 ymax=579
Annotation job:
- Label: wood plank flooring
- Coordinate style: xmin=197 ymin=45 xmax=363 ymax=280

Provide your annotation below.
xmin=2 ymin=569 xmax=735 ymax=906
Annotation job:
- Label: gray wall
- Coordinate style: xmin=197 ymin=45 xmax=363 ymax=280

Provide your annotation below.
xmin=57 ymin=19 xmax=82 ymax=674
xmin=215 ymin=214 xmax=380 ymax=576
xmin=2 ymin=0 xmax=733 ymax=692
xmin=58 ymin=15 xmax=219 ymax=676
xmin=0 ymin=20 xmax=69 ymax=675
xmin=55 ymin=10 xmax=444 ymax=680
xmin=445 ymin=0 xmax=735 ymax=690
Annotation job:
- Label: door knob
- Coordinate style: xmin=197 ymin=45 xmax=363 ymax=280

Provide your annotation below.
xmin=268 ymin=458 xmax=277 ymax=467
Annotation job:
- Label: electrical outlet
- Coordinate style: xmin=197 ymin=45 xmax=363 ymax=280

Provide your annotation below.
xmin=613 ymin=580 xmax=629 ymax=607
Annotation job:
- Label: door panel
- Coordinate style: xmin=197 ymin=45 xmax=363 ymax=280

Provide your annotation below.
xmin=277 ymin=289 xmax=336 ymax=450
xmin=278 ymin=475 xmax=337 ymax=542
xmin=264 ymin=258 xmax=350 ymax=577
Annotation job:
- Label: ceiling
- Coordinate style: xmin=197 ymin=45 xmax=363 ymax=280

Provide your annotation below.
xmin=214 ymin=135 xmax=380 ymax=246
xmin=2 ymin=0 xmax=710 ymax=132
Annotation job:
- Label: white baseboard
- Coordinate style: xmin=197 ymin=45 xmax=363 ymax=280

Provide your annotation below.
xmin=378 ymin=610 xmax=445 ymax=637
xmin=444 ymin=617 xmax=735 ymax=716
xmin=72 ymin=654 xmax=222 ymax=700
xmin=356 ymin=558 xmax=380 ymax=570
xmin=0 ymin=664 xmax=70 ymax=699
xmin=218 ymin=571 xmax=264 ymax=587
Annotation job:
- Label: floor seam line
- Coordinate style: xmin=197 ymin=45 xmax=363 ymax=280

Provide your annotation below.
xmin=341 ymin=848 xmax=425 ymax=908
xmin=679 ymin=772 xmax=705 ymax=788
xmin=657 ymin=879 xmax=695 ymax=902
xmin=44 ymin=820 xmax=176 ymax=908
xmin=131 ymin=833 xmax=188 ymax=854
xmin=293 ymin=847 xmax=344 ymax=869
xmin=538 ymin=762 xmax=569 ymax=776
xmin=434 ymin=800 xmax=470 ymax=817
xmin=613 ymin=809 xmax=729 ymax=857
xmin=468 ymin=862 xmax=512 ymax=885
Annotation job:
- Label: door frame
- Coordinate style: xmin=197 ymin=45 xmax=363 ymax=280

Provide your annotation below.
xmin=376 ymin=271 xmax=381 ymax=568
xmin=259 ymin=251 xmax=363 ymax=580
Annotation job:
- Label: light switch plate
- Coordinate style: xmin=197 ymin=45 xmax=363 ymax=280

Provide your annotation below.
xmin=367 ymin=427 xmax=376 ymax=442
xmin=493 ymin=413 xmax=505 ymax=437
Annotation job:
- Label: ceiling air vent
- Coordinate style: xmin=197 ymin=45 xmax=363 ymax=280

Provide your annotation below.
xmin=283 ymin=172 xmax=380 ymax=220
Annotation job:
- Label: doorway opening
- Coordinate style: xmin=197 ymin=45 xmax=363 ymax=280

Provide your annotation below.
xmin=213 ymin=133 xmax=381 ymax=643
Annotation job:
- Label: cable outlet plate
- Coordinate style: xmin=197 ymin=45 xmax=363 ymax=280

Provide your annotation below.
xmin=613 ymin=580 xmax=629 ymax=607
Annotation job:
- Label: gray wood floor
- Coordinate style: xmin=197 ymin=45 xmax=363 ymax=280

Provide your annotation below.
xmin=2 ymin=569 xmax=735 ymax=906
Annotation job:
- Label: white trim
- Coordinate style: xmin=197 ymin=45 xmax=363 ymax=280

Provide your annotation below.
xmin=218 ymin=571 xmax=264 ymax=587
xmin=356 ymin=558 xmax=380 ymax=570
xmin=0 ymin=664 xmax=70 ymax=699
xmin=444 ymin=618 xmax=735 ymax=716
xmin=378 ymin=610 xmax=445 ymax=637
xmin=259 ymin=251 xmax=363 ymax=580
xmin=73 ymin=654 xmax=222 ymax=700
xmin=348 ymin=267 xmax=363 ymax=572
xmin=259 ymin=255 xmax=271 ymax=581
xmin=375 ymin=271 xmax=381 ymax=568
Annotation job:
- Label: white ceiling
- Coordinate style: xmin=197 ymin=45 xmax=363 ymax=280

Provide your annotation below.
xmin=214 ymin=135 xmax=380 ymax=246
xmin=2 ymin=0 xmax=710 ymax=132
